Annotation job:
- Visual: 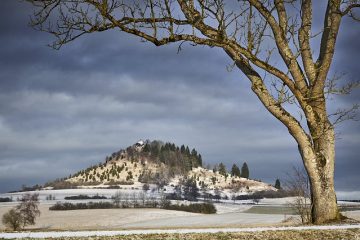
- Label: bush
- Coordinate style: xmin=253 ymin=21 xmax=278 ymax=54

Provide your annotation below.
xmin=0 ymin=197 xmax=12 ymax=202
xmin=165 ymin=193 xmax=183 ymax=200
xmin=142 ymin=183 xmax=150 ymax=191
xmin=106 ymin=185 xmax=121 ymax=189
xmin=64 ymin=194 xmax=107 ymax=200
xmin=49 ymin=201 xmax=115 ymax=210
xmin=20 ymin=184 xmax=42 ymax=192
xmin=105 ymin=180 xmax=134 ymax=185
xmin=234 ymin=190 xmax=291 ymax=201
xmin=164 ymin=203 xmax=216 ymax=214
xmin=48 ymin=181 xmax=79 ymax=189
xmin=253 ymin=190 xmax=291 ymax=199
xmin=87 ymin=202 xmax=114 ymax=209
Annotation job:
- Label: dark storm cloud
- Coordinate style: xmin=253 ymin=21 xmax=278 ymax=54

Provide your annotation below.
xmin=0 ymin=0 xmax=359 ymax=194
xmin=0 ymin=1 xmax=230 ymax=94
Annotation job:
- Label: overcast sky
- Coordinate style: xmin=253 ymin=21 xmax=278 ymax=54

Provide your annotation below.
xmin=0 ymin=1 xmax=359 ymax=197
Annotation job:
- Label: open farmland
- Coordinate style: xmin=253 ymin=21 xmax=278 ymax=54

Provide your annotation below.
xmin=1 ymin=189 xmax=360 ymax=231
xmin=0 ymin=202 xmax=285 ymax=231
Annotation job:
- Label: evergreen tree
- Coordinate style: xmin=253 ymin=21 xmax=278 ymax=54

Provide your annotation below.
xmin=150 ymin=142 xmax=160 ymax=156
xmin=143 ymin=143 xmax=150 ymax=153
xmin=213 ymin=164 xmax=218 ymax=173
xmin=241 ymin=162 xmax=249 ymax=178
xmin=198 ymin=154 xmax=202 ymax=167
xmin=218 ymin=163 xmax=227 ymax=177
xmin=191 ymin=148 xmax=197 ymax=157
xmin=185 ymin=157 xmax=193 ymax=171
xmin=275 ymin=179 xmax=281 ymax=190
xmin=185 ymin=146 xmax=190 ymax=156
xmin=183 ymin=178 xmax=199 ymax=201
xmin=180 ymin=145 xmax=185 ymax=153
xmin=231 ymin=164 xmax=241 ymax=177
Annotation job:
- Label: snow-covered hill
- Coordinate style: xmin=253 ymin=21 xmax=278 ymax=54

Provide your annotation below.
xmin=48 ymin=140 xmax=276 ymax=196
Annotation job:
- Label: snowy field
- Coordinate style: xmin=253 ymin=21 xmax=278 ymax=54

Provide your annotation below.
xmin=0 ymin=188 xmax=145 ymax=202
xmin=2 ymin=189 xmax=359 ymax=204
xmin=0 ymin=203 xmax=285 ymax=231
xmin=1 ymin=189 xmax=360 ymax=232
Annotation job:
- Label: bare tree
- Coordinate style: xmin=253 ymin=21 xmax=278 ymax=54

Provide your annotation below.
xmin=284 ymin=166 xmax=311 ymax=224
xmin=26 ymin=0 xmax=360 ymax=224
xmin=17 ymin=193 xmax=41 ymax=229
xmin=252 ymin=197 xmax=260 ymax=205
xmin=138 ymin=191 xmax=147 ymax=206
xmin=112 ymin=190 xmax=123 ymax=207
xmin=2 ymin=193 xmax=40 ymax=230
xmin=2 ymin=209 xmax=23 ymax=231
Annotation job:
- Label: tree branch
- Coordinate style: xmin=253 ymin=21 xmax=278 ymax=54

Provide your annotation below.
xmin=248 ymin=0 xmax=309 ymax=94
xmin=224 ymin=45 xmax=319 ymax=182
xmin=315 ymin=0 xmax=342 ymax=93
xmin=274 ymin=0 xmax=287 ymax=34
xmin=298 ymin=0 xmax=316 ymax=84
xmin=341 ymin=3 xmax=360 ymax=16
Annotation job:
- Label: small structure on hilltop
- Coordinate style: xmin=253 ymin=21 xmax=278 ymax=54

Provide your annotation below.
xmin=134 ymin=140 xmax=145 ymax=150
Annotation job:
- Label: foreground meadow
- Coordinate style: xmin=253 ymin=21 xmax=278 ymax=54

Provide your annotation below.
xmin=57 ymin=230 xmax=360 ymax=240
xmin=1 ymin=229 xmax=360 ymax=240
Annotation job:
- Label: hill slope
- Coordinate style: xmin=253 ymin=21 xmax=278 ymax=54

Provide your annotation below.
xmin=46 ymin=140 xmax=276 ymax=196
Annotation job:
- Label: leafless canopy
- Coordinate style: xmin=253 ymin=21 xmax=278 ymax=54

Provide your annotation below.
xmin=28 ymin=0 xmax=359 ymax=129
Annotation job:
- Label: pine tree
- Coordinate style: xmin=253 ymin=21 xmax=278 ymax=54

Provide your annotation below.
xmin=180 ymin=145 xmax=185 ymax=153
xmin=190 ymin=148 xmax=199 ymax=167
xmin=143 ymin=143 xmax=150 ymax=153
xmin=241 ymin=162 xmax=249 ymax=178
xmin=198 ymin=154 xmax=202 ymax=167
xmin=231 ymin=164 xmax=241 ymax=177
xmin=213 ymin=164 xmax=218 ymax=173
xmin=191 ymin=148 xmax=197 ymax=157
xmin=185 ymin=157 xmax=193 ymax=171
xmin=218 ymin=163 xmax=227 ymax=177
xmin=185 ymin=146 xmax=190 ymax=156
xmin=183 ymin=178 xmax=199 ymax=201
xmin=275 ymin=179 xmax=281 ymax=190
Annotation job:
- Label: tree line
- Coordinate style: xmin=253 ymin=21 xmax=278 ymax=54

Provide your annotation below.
xmin=141 ymin=140 xmax=203 ymax=171
xmin=213 ymin=162 xmax=250 ymax=179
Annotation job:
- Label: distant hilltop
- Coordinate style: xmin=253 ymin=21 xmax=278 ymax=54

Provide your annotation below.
xmin=44 ymin=140 xmax=276 ymax=196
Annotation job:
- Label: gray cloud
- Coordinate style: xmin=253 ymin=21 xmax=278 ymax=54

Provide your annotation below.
xmin=0 ymin=0 xmax=359 ymax=193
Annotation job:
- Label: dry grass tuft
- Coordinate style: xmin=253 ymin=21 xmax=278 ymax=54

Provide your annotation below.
xmin=45 ymin=229 xmax=360 ymax=240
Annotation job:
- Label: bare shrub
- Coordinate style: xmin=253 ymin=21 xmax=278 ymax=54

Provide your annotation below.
xmin=112 ymin=191 xmax=123 ymax=207
xmin=284 ymin=166 xmax=311 ymax=224
xmin=17 ymin=193 xmax=41 ymax=228
xmin=142 ymin=183 xmax=150 ymax=192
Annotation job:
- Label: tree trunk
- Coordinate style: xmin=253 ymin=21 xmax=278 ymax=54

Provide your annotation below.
xmin=310 ymin=173 xmax=338 ymax=224
xmin=226 ymin=48 xmax=340 ymax=224
xmin=301 ymin=123 xmax=339 ymax=224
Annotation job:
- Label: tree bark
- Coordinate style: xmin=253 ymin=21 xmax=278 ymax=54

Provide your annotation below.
xmin=301 ymin=122 xmax=339 ymax=224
